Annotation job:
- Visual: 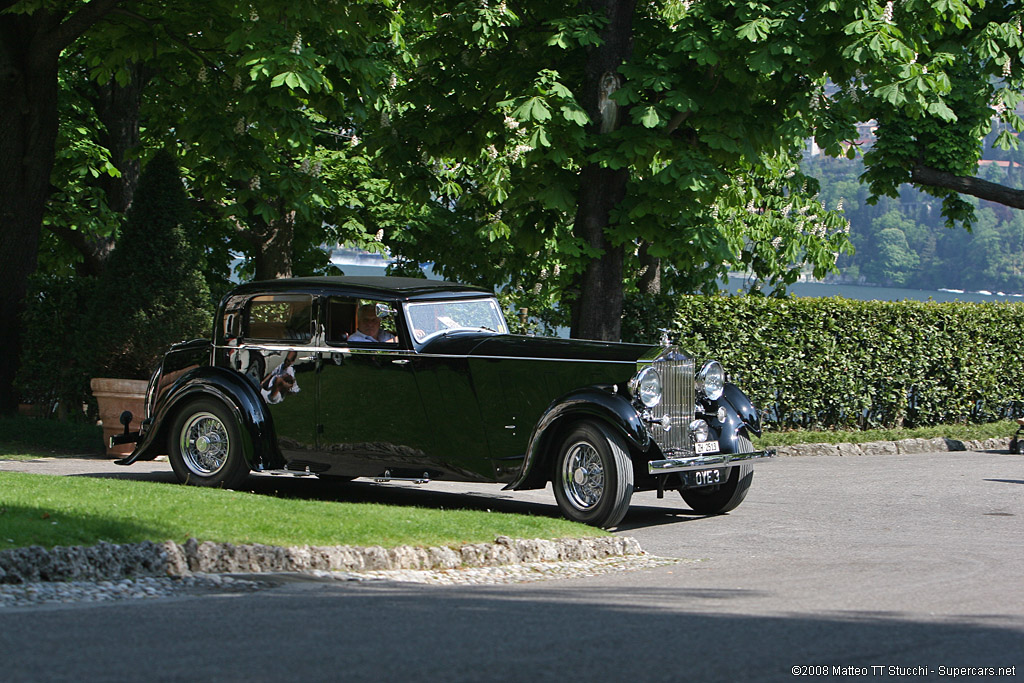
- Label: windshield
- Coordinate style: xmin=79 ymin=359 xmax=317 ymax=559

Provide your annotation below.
xmin=405 ymin=298 xmax=509 ymax=343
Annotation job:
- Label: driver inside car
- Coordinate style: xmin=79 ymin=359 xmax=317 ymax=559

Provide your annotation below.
xmin=348 ymin=303 xmax=397 ymax=344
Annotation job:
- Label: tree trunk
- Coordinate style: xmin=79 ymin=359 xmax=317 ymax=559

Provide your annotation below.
xmin=571 ymin=167 xmax=628 ymax=340
xmin=94 ymin=61 xmax=145 ymax=216
xmin=249 ymin=211 xmax=296 ymax=280
xmin=0 ymin=14 xmax=61 ymax=414
xmin=568 ymin=0 xmax=636 ymax=342
xmin=0 ymin=2 xmax=121 ymax=414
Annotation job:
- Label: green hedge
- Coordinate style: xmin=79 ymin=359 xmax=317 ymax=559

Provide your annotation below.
xmin=623 ymin=294 xmax=1024 ymax=430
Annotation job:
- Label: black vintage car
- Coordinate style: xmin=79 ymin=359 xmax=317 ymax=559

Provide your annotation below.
xmin=114 ymin=276 xmax=773 ymax=527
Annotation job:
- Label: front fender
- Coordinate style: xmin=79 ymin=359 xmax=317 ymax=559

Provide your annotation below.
xmin=722 ymin=382 xmax=761 ymax=438
xmin=116 ymin=366 xmax=282 ymax=471
xmin=505 ymin=386 xmax=649 ymax=491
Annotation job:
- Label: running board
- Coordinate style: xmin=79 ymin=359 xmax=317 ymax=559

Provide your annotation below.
xmin=374 ymin=470 xmax=430 ymax=484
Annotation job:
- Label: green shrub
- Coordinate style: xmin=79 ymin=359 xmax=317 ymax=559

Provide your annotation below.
xmin=14 ymin=275 xmax=97 ymax=419
xmin=623 ymin=294 xmax=1024 ymax=430
xmin=87 ymin=151 xmax=213 ymax=379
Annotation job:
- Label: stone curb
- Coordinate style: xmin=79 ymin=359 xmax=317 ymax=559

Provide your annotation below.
xmin=0 ymin=535 xmax=643 ymax=585
xmin=773 ymin=436 xmax=1013 ymax=458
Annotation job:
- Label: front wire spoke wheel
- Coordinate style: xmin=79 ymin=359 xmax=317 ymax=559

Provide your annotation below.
xmin=562 ymin=442 xmax=605 ymax=510
xmin=553 ymin=421 xmax=633 ymax=528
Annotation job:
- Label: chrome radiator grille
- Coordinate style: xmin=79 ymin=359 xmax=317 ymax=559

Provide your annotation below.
xmin=647 ymin=354 xmax=695 ymax=454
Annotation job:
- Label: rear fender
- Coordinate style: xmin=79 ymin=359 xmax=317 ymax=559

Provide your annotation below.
xmin=118 ymin=367 xmax=282 ymax=471
xmin=505 ymin=386 xmax=649 ymax=491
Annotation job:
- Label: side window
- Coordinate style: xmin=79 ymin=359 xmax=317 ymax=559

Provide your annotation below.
xmin=245 ymin=295 xmax=314 ymax=343
xmin=325 ymin=297 xmax=358 ymax=344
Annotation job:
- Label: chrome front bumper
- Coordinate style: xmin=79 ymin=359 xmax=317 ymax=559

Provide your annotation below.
xmin=648 ymin=448 xmax=776 ymax=475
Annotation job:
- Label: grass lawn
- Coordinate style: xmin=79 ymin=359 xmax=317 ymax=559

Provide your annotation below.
xmin=1 ymin=414 xmax=1016 ymax=552
xmin=753 ymin=419 xmax=1018 ymax=448
xmin=0 ymin=471 xmax=605 ymax=551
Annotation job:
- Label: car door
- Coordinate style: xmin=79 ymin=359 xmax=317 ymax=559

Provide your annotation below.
xmin=239 ymin=294 xmax=319 ymax=462
xmin=316 ymin=296 xmax=437 ymax=478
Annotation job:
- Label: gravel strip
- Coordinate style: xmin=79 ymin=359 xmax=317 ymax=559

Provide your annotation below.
xmin=323 ymin=554 xmax=684 ymax=586
xmin=773 ymin=436 xmax=1012 ymax=457
xmin=0 ymin=535 xmax=660 ymax=608
xmin=0 ymin=536 xmax=644 ymax=584
xmin=0 ymin=555 xmax=682 ymax=608
xmin=0 ymin=574 xmax=271 ymax=609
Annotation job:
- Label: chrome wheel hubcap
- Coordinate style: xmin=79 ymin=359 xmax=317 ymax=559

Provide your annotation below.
xmin=561 ymin=441 xmax=604 ymax=510
xmin=180 ymin=412 xmax=229 ymax=476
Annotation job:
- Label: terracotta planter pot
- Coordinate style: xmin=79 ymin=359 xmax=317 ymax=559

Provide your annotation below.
xmin=90 ymin=378 xmax=148 ymax=457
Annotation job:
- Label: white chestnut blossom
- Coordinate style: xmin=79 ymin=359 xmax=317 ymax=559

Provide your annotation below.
xmin=509 ymin=144 xmax=532 ymax=161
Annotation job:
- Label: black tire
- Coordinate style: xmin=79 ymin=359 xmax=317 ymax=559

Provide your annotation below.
xmin=552 ymin=420 xmax=634 ymax=528
xmin=1014 ymin=437 xmax=1024 ymax=455
xmin=168 ymin=399 xmax=250 ymax=488
xmin=680 ymin=435 xmax=755 ymax=515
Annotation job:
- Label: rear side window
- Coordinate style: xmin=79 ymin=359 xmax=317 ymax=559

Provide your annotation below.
xmin=245 ymin=295 xmax=314 ymax=342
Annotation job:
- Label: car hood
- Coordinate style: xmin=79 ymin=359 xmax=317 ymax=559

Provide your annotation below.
xmin=418 ymin=333 xmax=660 ymax=363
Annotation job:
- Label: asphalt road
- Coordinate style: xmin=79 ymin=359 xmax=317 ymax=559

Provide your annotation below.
xmin=1 ymin=450 xmax=1022 ymax=682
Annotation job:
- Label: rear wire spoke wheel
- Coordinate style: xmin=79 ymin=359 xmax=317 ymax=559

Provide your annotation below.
xmin=680 ymin=435 xmax=755 ymax=514
xmin=553 ymin=420 xmax=633 ymax=528
xmin=169 ymin=399 xmax=249 ymax=488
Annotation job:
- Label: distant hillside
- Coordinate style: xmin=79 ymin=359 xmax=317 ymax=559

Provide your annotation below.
xmin=802 ymin=141 xmax=1024 ymax=295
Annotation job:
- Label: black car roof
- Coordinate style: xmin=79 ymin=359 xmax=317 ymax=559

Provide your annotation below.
xmin=229 ymin=276 xmax=493 ymax=301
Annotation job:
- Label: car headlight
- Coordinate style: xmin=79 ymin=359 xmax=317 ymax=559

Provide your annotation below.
xmin=697 ymin=360 xmax=725 ymax=401
xmin=631 ymin=366 xmax=663 ymax=408
xmin=689 ymin=419 xmax=710 ymax=443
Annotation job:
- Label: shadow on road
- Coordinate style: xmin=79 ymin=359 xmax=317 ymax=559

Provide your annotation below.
xmin=3 ymin=579 xmax=1020 ymax=682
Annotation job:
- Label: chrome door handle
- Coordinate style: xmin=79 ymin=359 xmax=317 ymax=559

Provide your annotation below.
xmin=392 ymin=359 xmax=410 ymax=365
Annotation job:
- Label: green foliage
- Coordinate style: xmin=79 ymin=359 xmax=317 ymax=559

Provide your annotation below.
xmin=831 ymin=4 xmax=1024 ymax=227
xmin=88 ymin=152 xmax=213 ymax=379
xmin=372 ymin=0 xmax=866 ymax=315
xmin=0 ymin=415 xmax=102 ymax=455
xmin=623 ymin=294 xmax=1024 ymax=431
xmin=14 ymin=275 xmax=98 ymax=419
xmin=39 ymin=50 xmax=122 ymax=276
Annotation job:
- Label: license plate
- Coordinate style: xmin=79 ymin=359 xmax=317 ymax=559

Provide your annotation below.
xmin=692 ymin=468 xmax=723 ymax=487
xmin=695 ymin=440 xmax=719 ymax=454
